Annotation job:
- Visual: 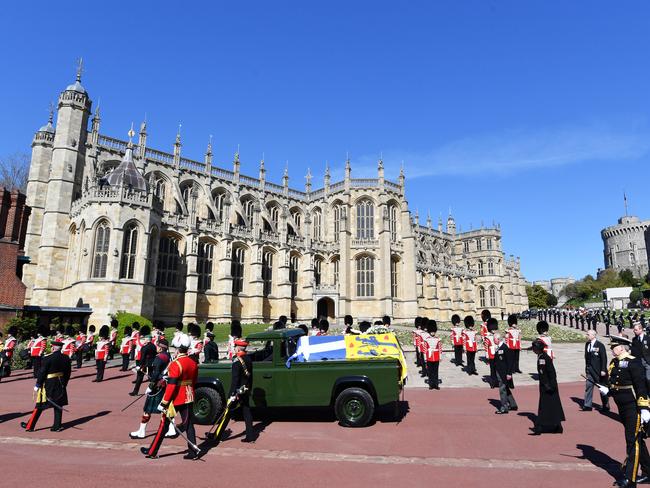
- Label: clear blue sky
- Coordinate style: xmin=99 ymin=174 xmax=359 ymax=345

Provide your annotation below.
xmin=1 ymin=1 xmax=649 ymax=282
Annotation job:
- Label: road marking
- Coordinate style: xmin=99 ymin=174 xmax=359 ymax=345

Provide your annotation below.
xmin=0 ymin=435 xmax=598 ymax=471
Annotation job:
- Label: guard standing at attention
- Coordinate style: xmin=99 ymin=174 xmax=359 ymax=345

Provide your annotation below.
xmin=598 ymin=336 xmax=650 ymax=487
xmin=21 ymin=339 xmax=72 ymax=432
xmin=120 ymin=326 xmax=133 ymax=371
xmin=142 ymin=335 xmax=199 ymax=460
xmin=229 ymin=338 xmax=255 ymax=442
xmin=506 ymin=315 xmax=522 ymax=373
xmin=462 ymin=315 xmax=478 ymax=376
xmin=425 ymin=319 xmax=442 ymax=390
xmin=450 ymin=314 xmax=464 ymax=367
xmin=30 ymin=327 xmax=47 ymax=378
xmin=94 ymin=325 xmax=110 ymax=382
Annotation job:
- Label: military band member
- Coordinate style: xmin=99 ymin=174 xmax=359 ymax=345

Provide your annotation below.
xmin=142 ymin=335 xmax=199 ymax=460
xmin=228 ymin=320 xmax=243 ymax=360
xmin=531 ymin=339 xmax=565 ymax=434
xmin=598 ymin=336 xmax=650 ymax=487
xmin=494 ymin=332 xmax=517 ymax=414
xmin=463 ymin=315 xmax=478 ymax=376
xmin=229 ymin=338 xmax=255 ymax=442
xmin=506 ymin=315 xmax=522 ymax=373
xmin=30 ymin=328 xmax=46 ymax=378
xmin=94 ymin=325 xmax=110 ymax=383
xmin=413 ymin=317 xmax=424 ymax=369
xmin=425 ymin=320 xmax=442 ymax=390
xmin=484 ymin=317 xmax=499 ymax=388
xmin=171 ymin=322 xmax=185 ymax=350
xmin=130 ymin=326 xmax=156 ymax=396
xmin=84 ymin=325 xmax=96 ymax=362
xmin=108 ymin=319 xmax=118 ymax=360
xmin=203 ymin=331 xmax=219 ymax=362
xmin=21 ymin=340 xmax=71 ymax=432
xmin=130 ymin=339 xmax=176 ymax=440
xmin=582 ymin=330 xmax=609 ymax=412
xmin=450 ymin=314 xmax=464 ymax=366
xmin=74 ymin=327 xmax=86 ymax=369
xmin=120 ymin=326 xmax=133 ymax=371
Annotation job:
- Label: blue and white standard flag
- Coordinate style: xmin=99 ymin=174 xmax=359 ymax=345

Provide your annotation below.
xmin=286 ymin=336 xmax=346 ymax=367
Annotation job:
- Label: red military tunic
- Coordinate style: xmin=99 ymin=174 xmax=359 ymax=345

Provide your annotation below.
xmin=481 ymin=322 xmax=488 ymax=337
xmin=95 ymin=339 xmax=110 ymax=361
xmin=3 ymin=336 xmax=16 ymax=360
xmin=483 ymin=333 xmax=496 ymax=360
xmin=450 ymin=326 xmax=464 ymax=347
xmin=189 ymin=338 xmax=203 ymax=357
xmin=425 ymin=336 xmax=442 ymax=362
xmin=506 ymin=327 xmax=521 ymax=350
xmin=463 ymin=329 xmax=478 ymax=352
xmin=75 ymin=333 xmax=86 ymax=351
xmin=30 ymin=337 xmax=46 ymax=357
xmin=162 ymin=354 xmax=198 ymax=406
xmin=61 ymin=338 xmax=76 ymax=358
xmin=110 ymin=329 xmax=118 ymax=348
xmin=538 ymin=334 xmax=554 ymax=359
xmin=120 ymin=336 xmax=132 ymax=355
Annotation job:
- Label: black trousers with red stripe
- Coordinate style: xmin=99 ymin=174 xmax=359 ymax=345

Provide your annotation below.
xmin=25 ymin=407 xmax=62 ymax=431
xmin=146 ymin=404 xmax=195 ymax=457
xmin=613 ymin=391 xmax=650 ymax=482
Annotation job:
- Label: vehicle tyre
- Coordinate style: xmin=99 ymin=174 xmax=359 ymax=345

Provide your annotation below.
xmin=192 ymin=387 xmax=223 ymax=425
xmin=334 ymin=387 xmax=375 ymax=427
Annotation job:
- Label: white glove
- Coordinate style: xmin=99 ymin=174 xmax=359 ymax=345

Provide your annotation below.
xmin=598 ymin=385 xmax=609 ymax=396
xmin=33 ymin=386 xmax=39 ymax=392
xmin=145 ymin=386 xmax=152 ymax=394
xmin=228 ymin=396 xmax=236 ymax=403
xmin=642 ymin=410 xmax=650 ymax=424
xmin=157 ymin=403 xmax=166 ymax=412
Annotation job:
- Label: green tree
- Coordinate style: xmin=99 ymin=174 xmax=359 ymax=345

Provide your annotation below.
xmin=630 ymin=290 xmax=643 ymax=306
xmin=547 ymin=294 xmax=558 ymax=307
xmin=620 ymin=270 xmax=637 ymax=287
xmin=526 ymin=285 xmax=549 ymax=308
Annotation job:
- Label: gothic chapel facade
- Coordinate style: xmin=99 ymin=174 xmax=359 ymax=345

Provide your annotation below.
xmin=22 ymin=72 xmax=528 ymax=325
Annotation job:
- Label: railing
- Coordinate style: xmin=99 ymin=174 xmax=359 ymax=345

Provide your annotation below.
xmin=385 ymin=180 xmax=401 ymax=192
xmin=145 ymin=148 xmax=174 ymax=165
xmin=350 ymin=178 xmax=378 ymax=188
xmin=70 ymin=186 xmax=161 ymax=217
xmin=329 ymin=181 xmax=345 ymax=192
xmin=211 ymin=166 xmax=235 ymax=181
xmin=314 ymin=284 xmax=339 ymax=294
xmin=180 ymin=157 xmax=205 ymax=173
xmin=288 ymin=188 xmax=306 ymax=200
xmin=265 ymin=181 xmax=285 ymax=195
xmin=351 ymin=238 xmax=379 ymax=248
xmin=162 ymin=213 xmax=190 ymax=228
xmin=287 ymin=235 xmax=305 ymax=247
xmin=196 ymin=218 xmax=222 ymax=232
xmin=310 ymin=188 xmax=325 ymax=200
xmin=240 ymin=175 xmax=260 ymax=188
xmin=260 ymin=230 xmax=280 ymax=243
xmin=97 ymin=135 xmax=128 ymax=152
xmin=230 ymin=224 xmax=253 ymax=239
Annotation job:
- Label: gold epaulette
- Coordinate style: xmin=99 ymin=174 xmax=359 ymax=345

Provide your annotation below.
xmin=638 ymin=396 xmax=650 ymax=408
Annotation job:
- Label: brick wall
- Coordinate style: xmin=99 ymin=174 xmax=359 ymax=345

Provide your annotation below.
xmin=0 ymin=188 xmax=30 ymax=317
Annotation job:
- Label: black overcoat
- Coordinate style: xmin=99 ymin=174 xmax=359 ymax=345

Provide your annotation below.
xmin=36 ymin=351 xmax=72 ymax=409
xmin=536 ymin=352 xmax=565 ymax=426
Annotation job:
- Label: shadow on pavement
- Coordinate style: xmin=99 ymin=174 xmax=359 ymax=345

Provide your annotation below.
xmin=96 ymin=374 xmax=131 ymax=383
xmin=0 ymin=411 xmax=33 ymax=424
xmin=569 ymin=444 xmax=621 ymax=482
xmin=64 ymin=410 xmax=111 ymax=429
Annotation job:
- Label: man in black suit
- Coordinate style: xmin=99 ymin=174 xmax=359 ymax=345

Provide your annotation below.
xmin=582 ymin=330 xmax=609 ymax=411
xmin=632 ymin=322 xmax=650 ymax=387
xmin=493 ymin=332 xmax=517 ymax=414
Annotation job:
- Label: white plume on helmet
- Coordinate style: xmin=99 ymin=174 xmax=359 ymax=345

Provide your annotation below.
xmin=178 ymin=333 xmax=191 ymax=348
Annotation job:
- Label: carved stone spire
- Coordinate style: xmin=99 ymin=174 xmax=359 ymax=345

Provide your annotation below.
xmin=305 ymin=168 xmax=312 ymax=193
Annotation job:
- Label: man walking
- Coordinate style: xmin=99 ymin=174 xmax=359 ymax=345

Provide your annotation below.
xmin=631 ymin=322 xmax=650 ymax=386
xmin=582 ymin=329 xmax=609 ymax=412
xmin=493 ymin=332 xmax=517 ymax=414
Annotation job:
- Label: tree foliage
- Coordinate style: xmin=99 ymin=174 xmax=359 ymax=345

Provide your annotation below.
xmin=630 ymin=290 xmax=643 ymax=305
xmin=0 ymin=153 xmax=30 ymax=192
xmin=526 ymin=285 xmax=557 ymax=308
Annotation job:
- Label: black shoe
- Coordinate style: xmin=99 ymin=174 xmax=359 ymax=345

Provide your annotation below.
xmin=51 ymin=426 xmax=64 ymax=432
xmin=129 ymin=391 xmax=139 ymax=397
xmin=615 ymin=479 xmax=635 ymax=488
xmin=554 ymin=425 xmax=563 ymax=434
xmin=495 ymin=409 xmax=509 ymax=415
xmin=20 ymin=421 xmax=33 ymax=431
xmin=241 ymin=437 xmax=256 ymax=443
xmin=131 ymin=380 xmax=137 ymax=384
xmin=92 ymin=379 xmax=99 ymax=383
xmin=141 ymin=447 xmax=158 ymax=459
xmin=601 ymin=406 xmax=610 ymax=412
xmin=516 ymin=370 xmax=523 ymax=374
xmin=183 ymin=450 xmax=201 ymax=460
xmin=510 ymin=407 xmax=518 ymax=411
xmin=580 ymin=406 xmax=592 ymax=412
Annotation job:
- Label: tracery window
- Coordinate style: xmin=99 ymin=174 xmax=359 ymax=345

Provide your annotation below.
xmin=231 ymin=246 xmax=245 ymax=295
xmin=119 ymin=223 xmax=138 ymax=280
xmin=356 ymin=255 xmax=375 ymax=297
xmin=156 ymin=236 xmax=181 ymax=289
xmin=262 ymin=251 xmax=273 ymax=297
xmin=92 ymin=221 xmax=111 ymax=278
xmin=290 ymin=255 xmax=299 ymax=299
xmin=197 ymin=242 xmax=214 ymax=291
xmin=356 ymin=199 xmax=374 ymax=239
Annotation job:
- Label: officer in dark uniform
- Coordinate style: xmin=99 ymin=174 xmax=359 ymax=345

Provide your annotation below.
xmin=631 ymin=323 xmax=650 ymax=387
xmin=599 ymin=336 xmax=650 ymax=487
xmin=229 ymin=339 xmax=255 ymax=442
xmin=21 ymin=340 xmax=72 ymax=432
xmin=130 ymin=326 xmax=156 ymax=396
xmin=531 ymin=339 xmax=565 ymax=434
xmin=203 ymin=331 xmax=219 ymax=362
xmin=605 ymin=311 xmax=612 ymax=337
xmin=569 ymin=312 xmax=574 ymax=328
xmin=493 ymin=332 xmax=517 ymax=414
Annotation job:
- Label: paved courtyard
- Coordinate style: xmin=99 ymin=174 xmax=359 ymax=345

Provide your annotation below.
xmin=0 ymin=337 xmax=629 ymax=488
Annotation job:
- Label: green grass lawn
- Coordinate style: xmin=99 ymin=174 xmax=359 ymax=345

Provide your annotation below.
xmin=163 ymin=323 xmax=270 ymax=343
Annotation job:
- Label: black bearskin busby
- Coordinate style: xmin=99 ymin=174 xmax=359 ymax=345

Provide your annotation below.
xmin=487 ymin=317 xmax=499 ymax=332
xmin=426 ymin=319 xmax=437 ymax=334
xmin=463 ymin=315 xmax=475 ymax=328
xmin=231 ymin=320 xmax=242 ymax=338
xmin=188 ymin=323 xmax=201 ymax=338
xmin=139 ymin=325 xmax=151 ymax=337
xmin=536 ymin=320 xmax=549 ymax=334
xmin=99 ymin=325 xmax=110 ymax=340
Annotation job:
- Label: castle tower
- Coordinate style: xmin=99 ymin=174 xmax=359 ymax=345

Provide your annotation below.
xmin=31 ymin=64 xmax=92 ymax=305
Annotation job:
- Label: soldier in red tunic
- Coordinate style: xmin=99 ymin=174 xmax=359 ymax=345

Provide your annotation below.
xmin=119 ymin=326 xmax=132 ymax=371
xmin=93 ymin=325 xmax=110 ymax=382
xmin=463 ymin=316 xmax=479 ymax=376
xmin=30 ymin=327 xmax=47 ymax=378
xmin=0 ymin=326 xmax=18 ymax=380
xmin=506 ymin=315 xmax=522 ymax=373
xmin=450 ymin=314 xmax=464 ymax=367
xmin=142 ymin=334 xmax=199 ymax=460
xmin=425 ymin=319 xmax=443 ymax=390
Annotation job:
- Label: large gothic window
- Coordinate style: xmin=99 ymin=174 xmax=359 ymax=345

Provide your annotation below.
xmin=356 ymin=199 xmax=374 ymax=239
xmin=231 ymin=246 xmax=245 ymax=295
xmin=332 ymin=258 xmax=339 ymax=285
xmin=312 ymin=209 xmax=322 ymax=240
xmin=389 ymin=205 xmax=398 ymax=242
xmin=356 ymin=255 xmax=375 ymax=297
xmin=487 ymin=238 xmax=493 ymax=250
xmin=391 ymin=257 xmax=399 ymax=298
xmin=197 ymin=242 xmax=214 ymax=291
xmin=489 ymin=286 xmax=497 ymax=307
xmin=476 ymin=238 xmax=482 ymax=251
xmin=479 ymin=286 xmax=486 ymax=307
xmin=333 ymin=205 xmax=341 ymax=242
xmin=119 ymin=223 xmax=138 ymax=280
xmin=314 ymin=258 xmax=322 ymax=286
xmin=156 ymin=236 xmax=181 ymax=289
xmin=242 ymin=199 xmax=255 ymax=227
xmin=154 ymin=178 xmax=166 ymax=201
xmin=262 ymin=251 xmax=273 ymax=297
xmin=477 ymin=260 xmax=484 ymax=276
xmin=290 ymin=255 xmax=299 ymax=299
xmin=182 ymin=184 xmax=197 ymax=215
xmin=291 ymin=210 xmax=302 ymax=234
xmin=92 ymin=221 xmax=111 ymax=278
xmin=463 ymin=241 xmax=470 ymax=253
xmin=214 ymin=191 xmax=226 ymax=222
xmin=269 ymin=206 xmax=279 ymax=229
xmin=487 ymin=261 xmax=494 ymax=275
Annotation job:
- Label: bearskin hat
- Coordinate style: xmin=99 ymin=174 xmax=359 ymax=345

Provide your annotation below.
xmin=88 ymin=325 xmax=96 ymax=334
xmin=414 ymin=316 xmax=423 ymax=329
xmin=463 ymin=315 xmax=475 ymax=328
xmin=123 ymin=326 xmax=132 ymax=336
xmin=110 ymin=318 xmax=119 ymax=328
xmin=507 ymin=314 xmax=518 ymax=326
xmin=188 ymin=323 xmax=201 ymax=338
xmin=56 ymin=324 xmax=65 ymax=334
xmin=426 ymin=319 xmax=438 ymax=334
xmin=139 ymin=325 xmax=151 ymax=336
xmin=481 ymin=309 xmax=491 ymax=322
xmin=98 ymin=325 xmax=110 ymax=339
xmin=65 ymin=325 xmax=75 ymax=337
xmin=7 ymin=326 xmax=17 ymax=336
xmin=205 ymin=322 xmax=214 ymax=332
xmin=451 ymin=314 xmax=461 ymax=325
xmin=175 ymin=321 xmax=184 ymax=332
xmin=487 ymin=317 xmax=499 ymax=332
xmin=536 ymin=321 xmax=549 ymax=334
xmin=231 ymin=320 xmax=242 ymax=338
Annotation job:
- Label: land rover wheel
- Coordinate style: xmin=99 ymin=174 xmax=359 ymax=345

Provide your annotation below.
xmin=192 ymin=387 xmax=223 ymax=425
xmin=334 ymin=387 xmax=375 ymax=427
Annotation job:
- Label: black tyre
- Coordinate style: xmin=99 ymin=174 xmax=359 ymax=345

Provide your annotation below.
xmin=192 ymin=387 xmax=223 ymax=425
xmin=334 ymin=387 xmax=375 ymax=427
